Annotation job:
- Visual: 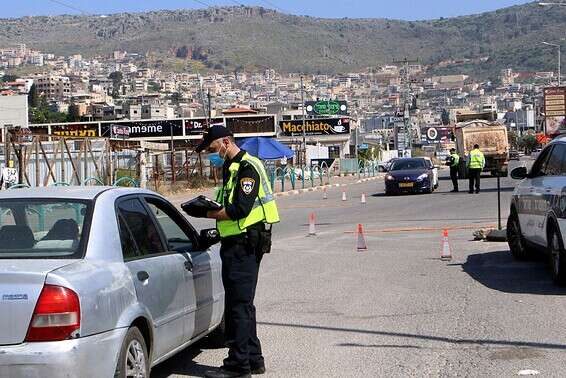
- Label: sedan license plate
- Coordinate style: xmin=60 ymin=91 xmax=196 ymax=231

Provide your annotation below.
xmin=399 ymin=182 xmax=414 ymax=188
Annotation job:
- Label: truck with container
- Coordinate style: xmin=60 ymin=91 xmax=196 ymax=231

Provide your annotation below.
xmin=454 ymin=119 xmax=510 ymax=178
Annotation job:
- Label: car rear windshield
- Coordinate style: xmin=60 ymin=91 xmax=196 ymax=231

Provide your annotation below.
xmin=391 ymin=159 xmax=426 ymax=171
xmin=0 ymin=199 xmax=92 ymax=259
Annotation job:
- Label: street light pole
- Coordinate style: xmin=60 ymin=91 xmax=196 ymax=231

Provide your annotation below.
xmin=300 ymin=75 xmax=307 ymax=166
xmin=542 ymin=41 xmax=561 ymax=86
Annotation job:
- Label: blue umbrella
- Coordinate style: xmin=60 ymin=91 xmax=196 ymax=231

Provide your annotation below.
xmin=237 ymin=137 xmax=295 ymax=160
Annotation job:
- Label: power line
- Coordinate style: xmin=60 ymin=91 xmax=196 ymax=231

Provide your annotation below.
xmin=191 ymin=0 xmax=213 ymax=8
xmin=257 ymin=0 xmax=286 ymax=13
xmin=228 ymin=0 xmax=246 ymax=6
xmin=46 ymin=0 xmax=89 ymax=15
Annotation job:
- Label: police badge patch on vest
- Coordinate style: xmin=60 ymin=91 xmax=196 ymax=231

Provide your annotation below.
xmin=240 ymin=177 xmax=255 ymax=195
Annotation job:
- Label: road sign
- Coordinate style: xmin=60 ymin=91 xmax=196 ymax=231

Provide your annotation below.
xmin=305 ymin=100 xmax=348 ymax=116
xmin=544 ymin=86 xmax=566 ymax=135
xmin=2 ymin=168 xmax=17 ymax=185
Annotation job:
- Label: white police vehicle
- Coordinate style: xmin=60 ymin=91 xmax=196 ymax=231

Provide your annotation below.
xmin=507 ymin=136 xmax=566 ymax=285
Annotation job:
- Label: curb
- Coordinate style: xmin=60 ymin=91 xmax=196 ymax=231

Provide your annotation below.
xmin=273 ymin=175 xmax=383 ymax=198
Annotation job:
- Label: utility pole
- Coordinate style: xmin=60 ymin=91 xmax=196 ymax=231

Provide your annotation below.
xmin=300 ymin=74 xmax=307 ymax=166
xmin=393 ymin=58 xmax=419 ymax=155
xmin=170 ymin=122 xmax=175 ymax=184
xmin=207 ymin=89 xmax=212 ymax=121
xmin=542 ymin=41 xmax=561 ymax=87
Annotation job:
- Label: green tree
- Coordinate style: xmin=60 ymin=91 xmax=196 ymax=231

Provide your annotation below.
xmin=28 ymin=94 xmax=70 ymax=124
xmin=441 ymin=109 xmax=450 ymax=125
xmin=518 ymin=134 xmax=538 ymax=154
xmin=508 ymin=130 xmax=519 ymax=150
xmin=109 ymin=71 xmax=123 ymax=98
xmin=67 ymin=104 xmax=81 ymax=122
xmin=148 ymin=81 xmax=161 ymax=92
xmin=27 ymin=83 xmax=39 ymax=107
xmin=1 ymin=74 xmax=18 ymax=82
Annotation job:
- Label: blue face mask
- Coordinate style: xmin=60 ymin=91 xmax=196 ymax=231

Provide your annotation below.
xmin=209 ymin=152 xmax=224 ymax=167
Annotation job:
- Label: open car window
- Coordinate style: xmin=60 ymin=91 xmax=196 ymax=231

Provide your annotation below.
xmin=0 ymin=199 xmax=91 ymax=259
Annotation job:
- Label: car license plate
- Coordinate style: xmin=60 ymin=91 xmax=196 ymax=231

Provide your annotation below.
xmin=399 ymin=182 xmax=414 ymax=188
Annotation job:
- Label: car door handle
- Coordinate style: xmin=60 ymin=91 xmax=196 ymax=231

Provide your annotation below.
xmin=137 ymin=271 xmax=149 ymax=281
xmin=180 ymin=252 xmax=194 ymax=272
xmin=184 ymin=260 xmax=194 ymax=272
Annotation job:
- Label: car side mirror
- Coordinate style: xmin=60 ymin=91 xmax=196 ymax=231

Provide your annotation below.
xmin=510 ymin=166 xmax=528 ymax=180
xmin=199 ymin=228 xmax=220 ymax=249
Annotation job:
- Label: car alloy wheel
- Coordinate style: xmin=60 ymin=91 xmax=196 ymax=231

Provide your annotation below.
xmin=549 ymin=230 xmax=566 ymax=286
xmin=125 ymin=340 xmax=147 ymax=378
xmin=507 ymin=212 xmax=531 ymax=260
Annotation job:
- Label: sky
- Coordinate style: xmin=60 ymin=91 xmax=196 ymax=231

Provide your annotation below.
xmin=1 ymin=0 xmax=535 ymax=20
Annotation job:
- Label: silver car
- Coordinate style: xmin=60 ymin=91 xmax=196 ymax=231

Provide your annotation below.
xmin=0 ymin=187 xmax=224 ymax=377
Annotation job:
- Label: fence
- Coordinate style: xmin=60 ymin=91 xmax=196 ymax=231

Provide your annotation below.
xmin=2 ymin=135 xmax=112 ymax=187
xmin=2 ymin=134 xmax=381 ymax=193
xmin=266 ymin=159 xmax=380 ymax=192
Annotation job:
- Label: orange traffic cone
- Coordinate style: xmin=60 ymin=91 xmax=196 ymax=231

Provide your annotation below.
xmin=308 ymin=213 xmax=316 ymax=236
xmin=356 ymin=224 xmax=367 ymax=251
xmin=342 ymin=191 xmax=347 ymax=201
xmin=441 ymin=229 xmax=452 ymax=260
xmin=323 ymin=188 xmax=328 ymax=200
xmin=361 ymin=192 xmax=366 ymax=204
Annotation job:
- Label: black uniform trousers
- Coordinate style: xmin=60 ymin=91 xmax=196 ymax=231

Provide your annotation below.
xmin=468 ymin=168 xmax=482 ymax=193
xmin=450 ymin=167 xmax=459 ymax=191
xmin=220 ymin=230 xmax=264 ymax=374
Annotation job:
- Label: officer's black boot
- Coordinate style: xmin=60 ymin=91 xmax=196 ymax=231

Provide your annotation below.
xmin=205 ymin=367 xmax=251 ymax=378
xmin=250 ymin=362 xmax=266 ymax=375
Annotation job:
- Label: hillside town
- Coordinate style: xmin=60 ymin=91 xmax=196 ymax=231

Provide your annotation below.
xmin=0 ymin=42 xmax=561 ymax=169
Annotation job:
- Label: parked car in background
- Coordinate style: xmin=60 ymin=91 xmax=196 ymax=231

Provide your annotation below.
xmin=507 ymin=136 xmax=566 ymax=285
xmin=509 ymin=149 xmax=520 ymax=161
xmin=384 ymin=158 xmax=435 ymax=195
xmin=422 ymin=157 xmax=439 ymax=189
xmin=0 ymin=187 xmax=224 ymax=378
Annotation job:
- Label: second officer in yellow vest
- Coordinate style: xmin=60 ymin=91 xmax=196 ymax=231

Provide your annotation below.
xmin=196 ymin=125 xmax=279 ymax=378
xmin=446 ymin=148 xmax=460 ymax=192
xmin=467 ymin=144 xmax=485 ymax=194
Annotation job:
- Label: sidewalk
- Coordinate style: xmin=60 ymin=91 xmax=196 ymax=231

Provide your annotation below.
xmin=167 ymin=173 xmax=384 ymax=208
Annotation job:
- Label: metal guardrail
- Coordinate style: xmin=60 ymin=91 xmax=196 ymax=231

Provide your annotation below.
xmin=7 ymin=184 xmax=31 ymax=189
xmin=83 ymin=177 xmax=105 ymax=186
xmin=113 ymin=176 xmax=139 ymax=187
xmin=267 ymin=160 xmax=379 ymax=192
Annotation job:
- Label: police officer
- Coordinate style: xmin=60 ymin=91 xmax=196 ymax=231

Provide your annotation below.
xmin=467 ymin=143 xmax=485 ymax=194
xmin=446 ymin=148 xmax=460 ymax=192
xmin=197 ymin=126 xmax=280 ymax=378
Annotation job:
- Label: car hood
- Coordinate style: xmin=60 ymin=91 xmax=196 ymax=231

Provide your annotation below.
xmin=388 ymin=169 xmax=428 ymax=178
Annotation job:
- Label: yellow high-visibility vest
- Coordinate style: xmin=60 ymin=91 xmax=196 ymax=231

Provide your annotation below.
xmin=468 ymin=149 xmax=485 ymax=169
xmin=216 ymin=153 xmax=280 ymax=238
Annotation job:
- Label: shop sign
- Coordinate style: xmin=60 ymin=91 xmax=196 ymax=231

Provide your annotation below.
xmin=101 ymin=120 xmax=183 ymax=138
xmin=226 ymin=116 xmax=276 ymax=134
xmin=51 ymin=124 xmax=99 ymax=138
xmin=279 ymin=118 xmax=350 ymax=136
xmin=185 ymin=118 xmax=224 ymax=134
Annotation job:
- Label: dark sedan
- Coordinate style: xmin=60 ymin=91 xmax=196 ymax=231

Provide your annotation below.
xmin=384 ymin=158 xmax=435 ymax=195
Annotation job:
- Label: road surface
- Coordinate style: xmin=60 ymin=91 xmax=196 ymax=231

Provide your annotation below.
xmin=153 ymin=160 xmax=566 ymax=377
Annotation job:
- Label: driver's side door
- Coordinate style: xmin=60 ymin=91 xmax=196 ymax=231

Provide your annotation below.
xmin=143 ymin=196 xmax=216 ymax=341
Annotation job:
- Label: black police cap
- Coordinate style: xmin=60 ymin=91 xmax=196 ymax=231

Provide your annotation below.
xmin=195 ymin=125 xmax=233 ymax=152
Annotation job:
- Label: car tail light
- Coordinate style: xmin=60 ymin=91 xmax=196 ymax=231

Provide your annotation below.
xmin=25 ymin=285 xmax=80 ymax=342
